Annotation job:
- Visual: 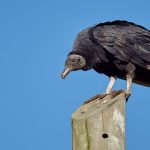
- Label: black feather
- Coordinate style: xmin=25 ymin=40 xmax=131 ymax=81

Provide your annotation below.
xmin=68 ymin=20 xmax=150 ymax=86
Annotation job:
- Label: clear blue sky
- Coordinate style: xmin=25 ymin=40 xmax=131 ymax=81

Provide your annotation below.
xmin=0 ymin=0 xmax=150 ymax=150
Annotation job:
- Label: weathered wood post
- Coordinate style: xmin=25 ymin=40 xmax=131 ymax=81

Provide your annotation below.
xmin=72 ymin=92 xmax=126 ymax=150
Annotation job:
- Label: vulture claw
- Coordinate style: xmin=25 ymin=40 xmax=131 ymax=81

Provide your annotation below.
xmin=125 ymin=91 xmax=131 ymax=102
xmin=83 ymin=90 xmax=125 ymax=105
xmin=110 ymin=90 xmax=124 ymax=97
xmin=83 ymin=93 xmax=112 ymax=105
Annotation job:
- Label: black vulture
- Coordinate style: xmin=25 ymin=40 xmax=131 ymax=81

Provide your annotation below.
xmin=61 ymin=20 xmax=150 ymax=99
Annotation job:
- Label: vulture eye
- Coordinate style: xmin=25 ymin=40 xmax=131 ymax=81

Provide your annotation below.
xmin=71 ymin=58 xmax=80 ymax=63
xmin=71 ymin=59 xmax=77 ymax=62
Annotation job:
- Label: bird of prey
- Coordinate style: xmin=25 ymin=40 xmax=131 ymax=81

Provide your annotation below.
xmin=61 ymin=20 xmax=150 ymax=99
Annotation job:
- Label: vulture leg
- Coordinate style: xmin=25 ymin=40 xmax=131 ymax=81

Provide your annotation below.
xmin=125 ymin=74 xmax=132 ymax=97
xmin=106 ymin=76 xmax=117 ymax=94
xmin=125 ymin=63 xmax=136 ymax=97
xmin=105 ymin=76 xmax=123 ymax=98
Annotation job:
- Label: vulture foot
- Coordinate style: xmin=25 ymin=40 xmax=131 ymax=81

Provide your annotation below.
xmin=111 ymin=90 xmax=131 ymax=102
xmin=83 ymin=93 xmax=108 ymax=104
xmin=125 ymin=90 xmax=131 ymax=102
xmin=110 ymin=90 xmax=124 ymax=97
xmin=83 ymin=90 xmax=124 ymax=104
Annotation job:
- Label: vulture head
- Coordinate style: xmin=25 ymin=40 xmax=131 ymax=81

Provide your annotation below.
xmin=61 ymin=54 xmax=86 ymax=79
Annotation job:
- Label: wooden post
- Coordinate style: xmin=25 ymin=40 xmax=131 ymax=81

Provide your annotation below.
xmin=72 ymin=92 xmax=126 ymax=150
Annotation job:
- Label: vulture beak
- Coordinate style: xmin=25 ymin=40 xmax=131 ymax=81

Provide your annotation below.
xmin=61 ymin=67 xmax=72 ymax=79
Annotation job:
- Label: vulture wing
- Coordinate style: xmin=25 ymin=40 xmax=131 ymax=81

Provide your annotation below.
xmin=90 ymin=22 xmax=150 ymax=69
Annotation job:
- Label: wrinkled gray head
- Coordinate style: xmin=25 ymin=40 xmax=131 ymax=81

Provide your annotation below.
xmin=61 ymin=54 xmax=86 ymax=79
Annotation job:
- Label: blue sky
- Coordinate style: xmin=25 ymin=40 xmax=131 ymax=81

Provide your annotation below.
xmin=0 ymin=0 xmax=150 ymax=149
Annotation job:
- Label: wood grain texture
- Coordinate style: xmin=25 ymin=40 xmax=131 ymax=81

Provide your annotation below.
xmin=72 ymin=92 xmax=126 ymax=150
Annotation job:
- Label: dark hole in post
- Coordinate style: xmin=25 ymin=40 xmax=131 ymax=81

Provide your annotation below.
xmin=102 ymin=133 xmax=108 ymax=138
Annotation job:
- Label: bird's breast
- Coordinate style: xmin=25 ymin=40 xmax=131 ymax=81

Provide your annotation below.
xmin=93 ymin=61 xmax=127 ymax=77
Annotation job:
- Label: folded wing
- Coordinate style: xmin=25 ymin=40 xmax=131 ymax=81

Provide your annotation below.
xmin=90 ymin=23 xmax=150 ymax=69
